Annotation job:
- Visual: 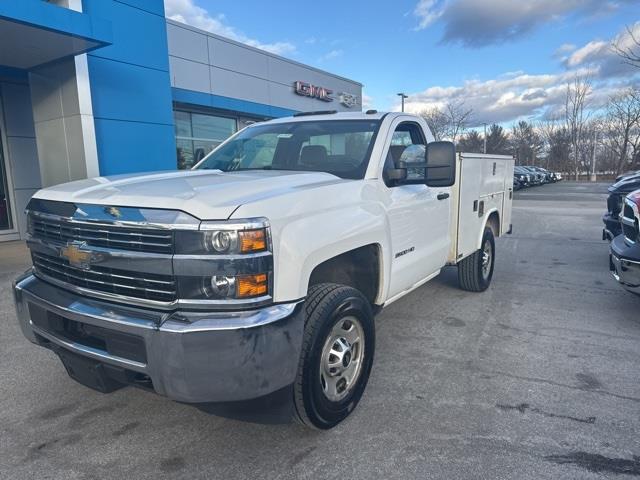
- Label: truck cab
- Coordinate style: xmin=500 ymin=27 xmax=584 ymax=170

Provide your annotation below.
xmin=14 ymin=111 xmax=513 ymax=429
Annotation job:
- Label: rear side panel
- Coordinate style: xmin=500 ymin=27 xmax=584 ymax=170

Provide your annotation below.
xmin=502 ymin=160 xmax=515 ymax=233
xmin=449 ymin=153 xmax=514 ymax=263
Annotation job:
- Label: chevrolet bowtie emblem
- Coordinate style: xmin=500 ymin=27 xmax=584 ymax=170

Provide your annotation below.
xmin=60 ymin=241 xmax=93 ymax=270
xmin=105 ymin=206 xmax=122 ymax=218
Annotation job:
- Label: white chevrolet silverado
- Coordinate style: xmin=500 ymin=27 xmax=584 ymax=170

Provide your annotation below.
xmin=13 ymin=111 xmax=513 ymax=429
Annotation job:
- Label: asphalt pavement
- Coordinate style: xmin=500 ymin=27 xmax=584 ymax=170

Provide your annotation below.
xmin=1 ymin=182 xmax=639 ymax=479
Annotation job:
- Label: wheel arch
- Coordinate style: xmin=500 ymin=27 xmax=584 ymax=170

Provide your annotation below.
xmin=307 ymin=244 xmax=384 ymax=306
xmin=477 ymin=209 xmax=500 ymax=250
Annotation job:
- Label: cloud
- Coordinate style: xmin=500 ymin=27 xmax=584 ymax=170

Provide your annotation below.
xmin=563 ymin=22 xmax=640 ymax=78
xmin=555 ymin=43 xmax=577 ymax=55
xmin=413 ymin=0 xmax=446 ymax=30
xmin=400 ymin=25 xmax=640 ymax=125
xmin=401 ymin=72 xmax=573 ymax=123
xmin=362 ymin=92 xmax=374 ymax=110
xmin=318 ymin=49 xmax=343 ymax=63
xmin=413 ymin=0 xmax=632 ymax=47
xmin=164 ymin=0 xmax=295 ymax=56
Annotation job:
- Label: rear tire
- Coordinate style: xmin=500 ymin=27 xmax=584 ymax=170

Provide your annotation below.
xmin=293 ymin=283 xmax=375 ymax=430
xmin=458 ymin=227 xmax=495 ymax=292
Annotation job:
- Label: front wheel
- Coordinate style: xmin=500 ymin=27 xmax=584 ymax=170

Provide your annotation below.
xmin=458 ymin=227 xmax=495 ymax=292
xmin=293 ymin=283 xmax=375 ymax=430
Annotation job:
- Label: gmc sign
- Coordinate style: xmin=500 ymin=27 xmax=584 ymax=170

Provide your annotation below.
xmin=294 ymin=81 xmax=334 ymax=102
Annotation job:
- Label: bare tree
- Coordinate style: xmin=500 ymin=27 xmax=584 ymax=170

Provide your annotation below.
xmin=604 ymin=87 xmax=640 ymax=175
xmin=444 ymin=99 xmax=474 ymax=144
xmin=564 ymin=75 xmax=592 ymax=180
xmin=419 ymin=107 xmax=448 ymax=141
xmin=418 ymin=99 xmax=473 ymax=144
xmin=613 ymin=24 xmax=640 ymax=69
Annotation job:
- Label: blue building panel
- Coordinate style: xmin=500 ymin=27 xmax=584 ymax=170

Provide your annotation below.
xmin=83 ymin=0 xmax=169 ymax=72
xmin=94 ymin=119 xmax=176 ymax=175
xmin=83 ymin=0 xmax=176 ymax=176
xmin=0 ymin=66 xmax=28 ymax=82
xmin=112 ymin=0 xmax=166 ymax=17
xmin=88 ymin=56 xmax=174 ymax=126
xmin=172 ymin=87 xmax=298 ymax=119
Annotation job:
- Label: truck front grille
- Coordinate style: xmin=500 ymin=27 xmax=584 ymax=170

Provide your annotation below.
xmin=607 ymin=194 xmax=623 ymax=216
xmin=32 ymin=252 xmax=177 ymax=302
xmin=30 ymin=215 xmax=173 ymax=254
xmin=622 ymin=203 xmax=638 ymax=243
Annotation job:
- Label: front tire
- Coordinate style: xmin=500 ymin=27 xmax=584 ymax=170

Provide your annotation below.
xmin=293 ymin=283 xmax=375 ymax=430
xmin=458 ymin=227 xmax=495 ymax=292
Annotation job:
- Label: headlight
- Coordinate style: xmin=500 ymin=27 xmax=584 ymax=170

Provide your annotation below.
xmin=175 ymin=219 xmax=270 ymax=255
xmin=178 ymin=273 xmax=269 ymax=300
xmin=174 ymin=218 xmax=272 ymax=302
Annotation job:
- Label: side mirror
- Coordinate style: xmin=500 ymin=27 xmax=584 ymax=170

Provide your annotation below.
xmin=426 ymin=141 xmax=456 ymax=187
xmin=387 ymin=144 xmax=427 ymax=185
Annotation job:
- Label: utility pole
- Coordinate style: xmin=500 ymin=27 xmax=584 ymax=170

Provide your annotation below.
xmin=397 ymin=93 xmax=408 ymax=112
xmin=590 ymin=129 xmax=598 ymax=182
xmin=483 ymin=123 xmax=487 ymax=154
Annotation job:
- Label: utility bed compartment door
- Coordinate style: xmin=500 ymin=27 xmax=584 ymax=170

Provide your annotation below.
xmin=453 ymin=153 xmax=514 ymax=262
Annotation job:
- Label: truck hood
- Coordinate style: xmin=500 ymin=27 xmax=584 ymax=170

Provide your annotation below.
xmin=609 ymin=173 xmax=640 ymax=194
xmin=32 ymin=169 xmax=347 ymax=220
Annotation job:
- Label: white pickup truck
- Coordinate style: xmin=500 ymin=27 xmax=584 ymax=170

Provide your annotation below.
xmin=14 ymin=111 xmax=513 ymax=429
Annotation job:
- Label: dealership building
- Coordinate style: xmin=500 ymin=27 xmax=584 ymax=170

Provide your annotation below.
xmin=0 ymin=0 xmax=362 ymax=241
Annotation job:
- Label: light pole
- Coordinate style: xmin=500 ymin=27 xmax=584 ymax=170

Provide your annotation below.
xmin=591 ymin=129 xmax=598 ymax=182
xmin=397 ymin=93 xmax=408 ymax=112
xmin=483 ymin=122 xmax=488 ymax=154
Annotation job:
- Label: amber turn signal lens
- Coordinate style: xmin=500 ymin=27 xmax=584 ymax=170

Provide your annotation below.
xmin=237 ymin=273 xmax=268 ymax=298
xmin=238 ymin=229 xmax=267 ymax=253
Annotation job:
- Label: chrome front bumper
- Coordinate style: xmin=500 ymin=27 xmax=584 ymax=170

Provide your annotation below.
xmin=13 ymin=274 xmax=304 ymax=403
xmin=610 ymin=236 xmax=640 ymax=295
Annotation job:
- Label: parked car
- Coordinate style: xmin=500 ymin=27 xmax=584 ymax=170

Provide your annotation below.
xmin=531 ymin=166 xmax=562 ymax=183
xmin=603 ymin=172 xmax=640 ymax=241
xmin=527 ymin=166 xmax=553 ymax=183
xmin=610 ymin=189 xmax=640 ymax=296
xmin=514 ymin=167 xmax=533 ymax=187
xmin=13 ymin=111 xmax=514 ymax=429
xmin=519 ymin=166 xmax=544 ymax=185
xmin=513 ymin=176 xmax=523 ymax=190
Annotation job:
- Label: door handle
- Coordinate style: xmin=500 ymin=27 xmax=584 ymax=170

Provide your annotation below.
xmin=437 ymin=193 xmax=450 ymax=200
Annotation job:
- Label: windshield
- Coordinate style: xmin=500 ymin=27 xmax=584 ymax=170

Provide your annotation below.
xmin=194 ymin=120 xmax=381 ymax=180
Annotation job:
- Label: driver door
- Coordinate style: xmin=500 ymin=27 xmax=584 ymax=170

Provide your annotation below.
xmin=383 ymin=121 xmax=452 ymax=298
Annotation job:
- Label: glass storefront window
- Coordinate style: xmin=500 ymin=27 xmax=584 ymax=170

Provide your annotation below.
xmin=0 ymin=124 xmax=12 ymax=230
xmin=174 ymin=110 xmax=237 ymax=169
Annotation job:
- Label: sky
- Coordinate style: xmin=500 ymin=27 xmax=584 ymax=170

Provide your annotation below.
xmin=164 ymin=0 xmax=640 ymax=126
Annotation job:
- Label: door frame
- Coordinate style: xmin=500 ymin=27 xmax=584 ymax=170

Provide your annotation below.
xmin=0 ymin=90 xmax=20 ymax=241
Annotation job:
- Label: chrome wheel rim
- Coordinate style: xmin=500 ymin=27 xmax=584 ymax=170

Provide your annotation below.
xmin=319 ymin=316 xmax=365 ymax=402
xmin=481 ymin=240 xmax=492 ymax=279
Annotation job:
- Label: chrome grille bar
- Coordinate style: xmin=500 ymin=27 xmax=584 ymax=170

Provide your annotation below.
xmin=30 ymin=215 xmax=174 ymax=254
xmin=32 ymin=252 xmax=177 ymax=302
xmin=622 ymin=201 xmax=638 ymax=244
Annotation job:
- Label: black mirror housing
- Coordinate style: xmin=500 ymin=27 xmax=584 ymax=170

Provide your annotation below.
xmin=426 ymin=141 xmax=456 ymax=187
xmin=386 ymin=168 xmax=407 ymax=181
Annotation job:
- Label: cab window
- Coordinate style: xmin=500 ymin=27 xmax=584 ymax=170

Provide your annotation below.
xmin=383 ymin=122 xmax=427 ymax=186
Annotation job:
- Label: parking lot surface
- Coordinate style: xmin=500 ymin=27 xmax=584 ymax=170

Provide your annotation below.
xmin=1 ymin=182 xmax=639 ymax=479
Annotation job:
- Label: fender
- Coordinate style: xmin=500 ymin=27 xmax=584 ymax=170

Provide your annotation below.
xmin=276 ymin=206 xmax=390 ymax=302
xmin=231 ymin=179 xmax=393 ymax=303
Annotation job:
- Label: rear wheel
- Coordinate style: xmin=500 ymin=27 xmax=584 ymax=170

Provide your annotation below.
xmin=293 ymin=283 xmax=375 ymax=430
xmin=458 ymin=227 xmax=495 ymax=292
